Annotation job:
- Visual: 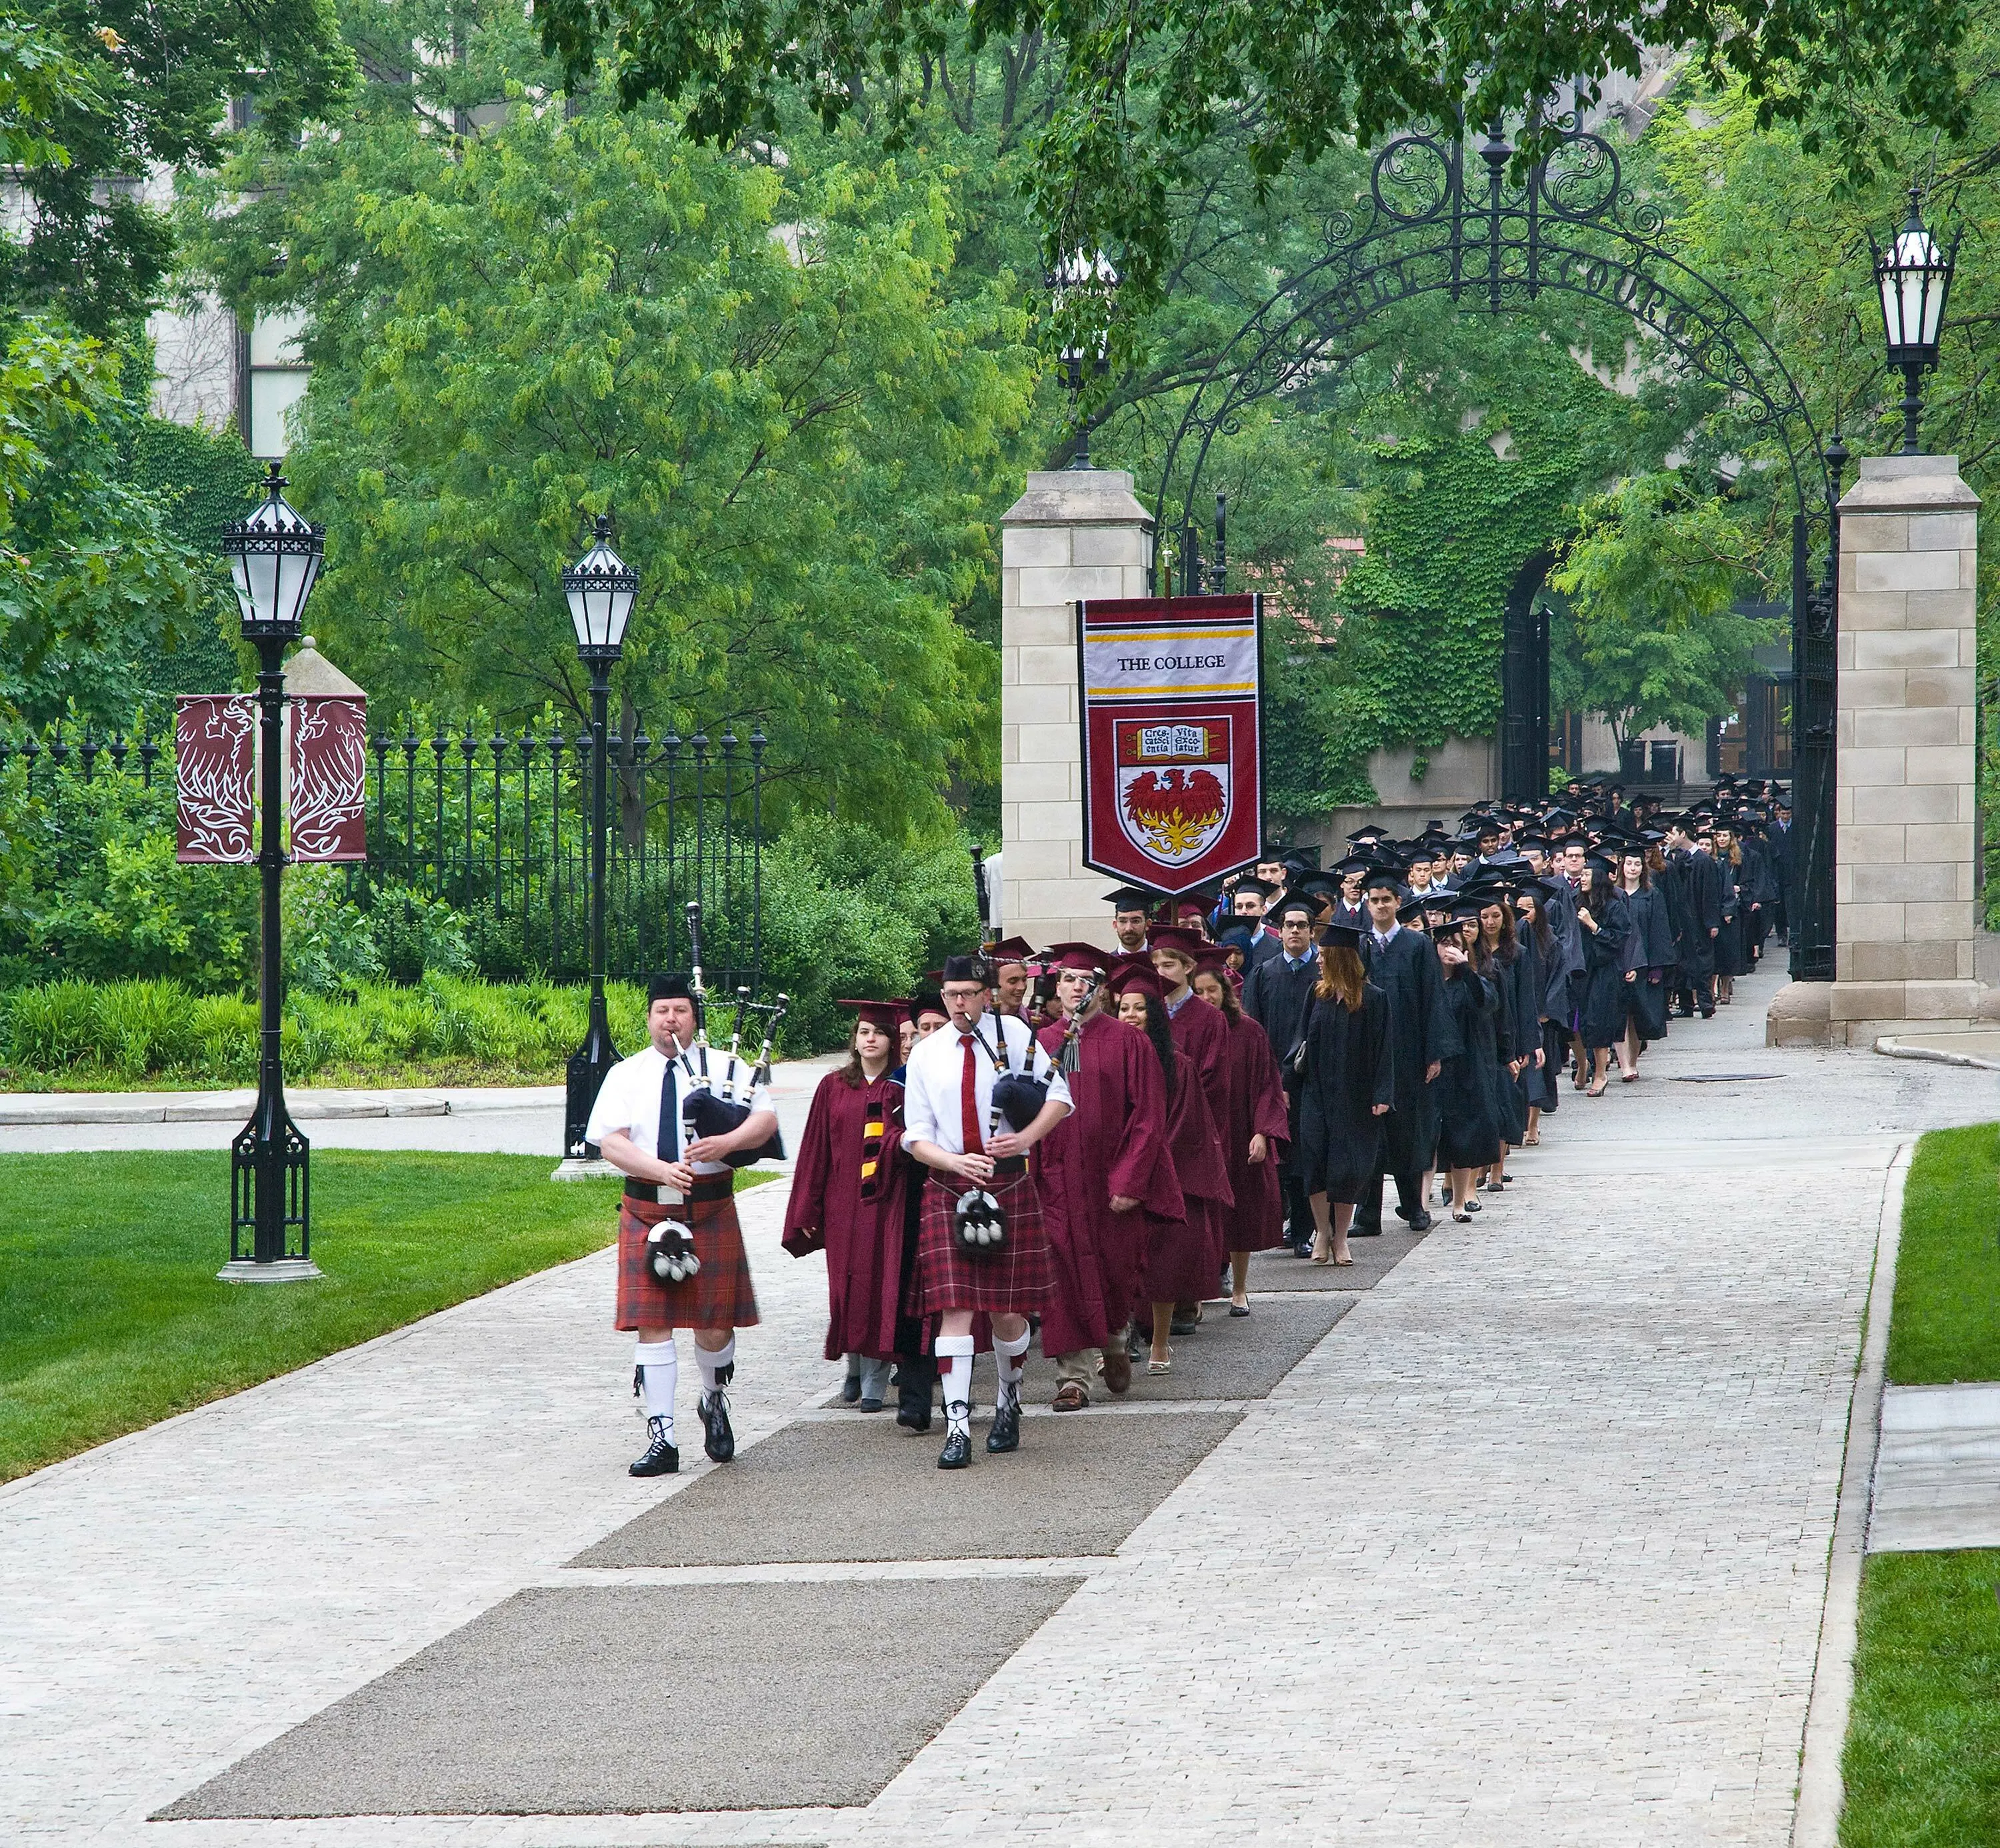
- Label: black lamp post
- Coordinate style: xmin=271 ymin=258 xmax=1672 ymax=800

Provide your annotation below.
xmin=560 ymin=514 xmax=639 ymax=1167
xmin=1048 ymin=249 xmax=1117 ymax=469
xmin=1871 ymin=187 xmax=1959 ymax=453
xmin=218 ymin=462 xmax=323 ymax=1279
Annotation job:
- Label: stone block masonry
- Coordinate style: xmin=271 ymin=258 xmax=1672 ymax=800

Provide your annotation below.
xmin=1825 ymin=453 xmax=1990 ymax=1045
xmin=1000 ymin=469 xmax=1155 ymax=948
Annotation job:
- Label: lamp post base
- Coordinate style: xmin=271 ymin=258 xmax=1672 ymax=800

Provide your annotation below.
xmin=216 ymin=1257 xmax=325 ymax=1285
xmin=550 ymin=1156 xmax=621 ymax=1181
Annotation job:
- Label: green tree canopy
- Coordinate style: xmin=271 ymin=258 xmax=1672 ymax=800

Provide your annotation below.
xmin=185 ymin=77 xmax=1039 ymax=835
xmin=532 ymin=0 xmax=1977 ymax=329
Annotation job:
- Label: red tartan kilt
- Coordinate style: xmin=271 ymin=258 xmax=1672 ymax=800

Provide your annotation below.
xmin=911 ymin=1171 xmax=1054 ymax=1316
xmin=614 ymin=1185 xmax=760 ymax=1331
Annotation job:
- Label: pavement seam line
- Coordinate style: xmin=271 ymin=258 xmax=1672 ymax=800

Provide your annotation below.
xmin=1789 ymin=1137 xmax=1909 ymax=1848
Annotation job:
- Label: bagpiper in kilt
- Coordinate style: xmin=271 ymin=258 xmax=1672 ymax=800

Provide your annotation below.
xmin=900 ymin=953 xmax=1073 ymax=1471
xmin=585 ymin=971 xmax=780 ymax=1481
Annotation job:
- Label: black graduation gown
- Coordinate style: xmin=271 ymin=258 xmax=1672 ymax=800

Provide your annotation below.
xmin=1294 ymin=985 xmax=1395 ymax=1203
xmin=1434 ymin=971 xmax=1501 ymax=1170
xmin=1483 ymin=951 xmax=1527 ymax=1143
xmin=1714 ymin=857 xmax=1747 ymax=978
xmin=1242 ymin=952 xmax=1319 ymax=1179
xmin=1620 ymin=884 xmax=1675 ymax=1043
xmin=1668 ymin=849 xmax=1721 ymax=983
xmin=1359 ymin=927 xmax=1450 ymax=1180
xmin=1505 ymin=933 xmax=1554 ymax=1111
xmin=1579 ymin=891 xmax=1631 ymax=1051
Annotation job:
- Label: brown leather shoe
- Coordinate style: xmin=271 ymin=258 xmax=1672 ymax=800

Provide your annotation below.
xmin=1051 ymin=1381 xmax=1089 ymax=1412
xmin=1098 ymin=1347 xmax=1133 ymax=1395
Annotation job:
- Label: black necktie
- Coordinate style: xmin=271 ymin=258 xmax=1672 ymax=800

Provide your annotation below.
xmin=657 ymin=1061 xmax=675 ymax=1163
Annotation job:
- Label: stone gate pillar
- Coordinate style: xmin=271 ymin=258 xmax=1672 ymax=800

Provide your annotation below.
xmin=1824 ymin=453 xmax=1983 ymax=1044
xmin=999 ymin=469 xmax=1155 ymax=948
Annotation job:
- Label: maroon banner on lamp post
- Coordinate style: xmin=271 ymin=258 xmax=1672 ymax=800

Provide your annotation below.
xmin=289 ymin=693 xmax=367 ymax=862
xmin=1076 ymin=593 xmax=1263 ymax=896
xmin=174 ymin=695 xmax=257 ymax=863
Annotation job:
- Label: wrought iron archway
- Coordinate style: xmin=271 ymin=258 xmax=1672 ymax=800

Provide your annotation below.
xmin=1145 ymin=113 xmax=1840 ymax=981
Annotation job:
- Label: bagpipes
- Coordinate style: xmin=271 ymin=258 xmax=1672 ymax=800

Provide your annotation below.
xmin=675 ymin=899 xmax=787 ymax=1169
xmin=952 ymin=971 xmax=1063 ymax=1258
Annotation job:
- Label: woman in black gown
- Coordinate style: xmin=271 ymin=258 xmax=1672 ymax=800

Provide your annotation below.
xmin=1477 ymin=895 xmax=1529 ymax=1192
xmin=1617 ymin=846 xmax=1676 ymax=1077
xmin=1293 ymin=921 xmax=1394 ymax=1267
xmin=1433 ymin=900 xmax=1501 ymax=1221
xmin=1576 ymin=865 xmax=1631 ymax=1097
xmin=1513 ymin=885 xmax=1556 ymax=1144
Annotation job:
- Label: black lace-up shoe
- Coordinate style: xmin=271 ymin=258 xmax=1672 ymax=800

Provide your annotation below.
xmin=986 ymin=1397 xmax=1021 ymax=1453
xmin=630 ymin=1415 xmax=679 ymax=1477
xmin=938 ymin=1427 xmax=973 ymax=1469
xmin=698 ymin=1387 xmax=735 ymax=1463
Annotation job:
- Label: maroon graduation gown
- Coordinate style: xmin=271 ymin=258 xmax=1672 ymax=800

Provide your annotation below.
xmin=1034 ymin=1011 xmax=1183 ymax=1355
xmin=1167 ymin=991 xmax=1230 ymax=1097
xmin=1137 ymin=1049 xmax=1235 ymax=1308
xmin=1217 ymin=1011 xmax=1291 ymax=1253
xmin=782 ymin=1069 xmax=913 ymax=1360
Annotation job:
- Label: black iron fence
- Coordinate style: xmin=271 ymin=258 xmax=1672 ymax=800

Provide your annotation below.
xmin=0 ymin=716 xmax=769 ymax=989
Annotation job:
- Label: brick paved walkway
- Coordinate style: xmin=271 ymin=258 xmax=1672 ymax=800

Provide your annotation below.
xmin=3 ymin=961 xmax=1993 ymax=1846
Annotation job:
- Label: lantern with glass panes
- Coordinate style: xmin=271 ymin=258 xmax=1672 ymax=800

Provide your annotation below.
xmin=1047 ymin=250 xmax=1119 ymax=469
xmin=1871 ymin=188 xmax=1960 ymax=455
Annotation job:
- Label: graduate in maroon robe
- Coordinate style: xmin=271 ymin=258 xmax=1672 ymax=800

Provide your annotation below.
xmin=1149 ymin=927 xmax=1231 ymax=1096
xmin=1103 ymin=962 xmax=1233 ymax=1375
xmin=1193 ymin=958 xmax=1291 ymax=1312
xmin=782 ymin=1001 xmax=915 ymax=1409
xmin=1032 ymin=945 xmax=1182 ymax=1409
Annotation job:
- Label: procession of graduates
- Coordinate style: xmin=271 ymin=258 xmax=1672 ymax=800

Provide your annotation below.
xmin=603 ymin=775 xmax=1789 ymax=1476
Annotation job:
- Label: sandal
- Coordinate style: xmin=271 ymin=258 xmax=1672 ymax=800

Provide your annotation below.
xmin=1522 ymin=1133 xmax=1540 ymax=1147
xmin=1452 ymin=1210 xmax=1473 ymax=1223
xmin=1587 ymin=1079 xmax=1607 ymax=1096
xmin=1333 ymin=1254 xmax=1355 ymax=1267
xmin=1148 ymin=1353 xmax=1173 ymax=1375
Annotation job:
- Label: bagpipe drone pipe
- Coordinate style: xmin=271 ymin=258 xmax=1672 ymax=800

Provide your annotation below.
xmin=675 ymin=899 xmax=787 ymax=1169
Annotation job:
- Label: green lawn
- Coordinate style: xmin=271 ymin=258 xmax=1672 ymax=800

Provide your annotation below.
xmin=1887 ymin=1125 xmax=2000 ymax=1386
xmin=0 ymin=1150 xmax=770 ymax=1483
xmin=1841 ymin=1549 xmax=2000 ymax=1847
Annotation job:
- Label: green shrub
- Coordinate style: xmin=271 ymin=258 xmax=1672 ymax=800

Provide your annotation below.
xmin=6 ymin=980 xmax=105 ymax=1069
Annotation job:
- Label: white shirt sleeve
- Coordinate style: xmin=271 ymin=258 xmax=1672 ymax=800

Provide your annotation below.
xmin=902 ymin=1031 xmax=950 ymax=1151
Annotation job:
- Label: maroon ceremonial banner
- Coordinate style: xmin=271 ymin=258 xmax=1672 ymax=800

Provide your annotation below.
xmin=173 ymin=695 xmax=257 ymax=863
xmin=1076 ymin=594 xmax=1263 ymax=896
xmin=289 ymin=694 xmax=367 ymax=862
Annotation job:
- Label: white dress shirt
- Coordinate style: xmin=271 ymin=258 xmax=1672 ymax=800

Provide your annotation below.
xmin=585 ymin=1041 xmax=773 ymax=1173
xmin=902 ymin=1010 xmax=1070 ymax=1155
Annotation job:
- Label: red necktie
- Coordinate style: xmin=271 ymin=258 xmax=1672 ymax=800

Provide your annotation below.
xmin=959 ymin=1033 xmax=985 ymax=1155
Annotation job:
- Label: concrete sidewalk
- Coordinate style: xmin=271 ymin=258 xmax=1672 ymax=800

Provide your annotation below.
xmin=3 ymin=962 xmax=1995 ymax=1845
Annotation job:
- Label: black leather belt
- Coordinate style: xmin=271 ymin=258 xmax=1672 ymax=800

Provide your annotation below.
xmin=624 ymin=1173 xmax=733 ymax=1205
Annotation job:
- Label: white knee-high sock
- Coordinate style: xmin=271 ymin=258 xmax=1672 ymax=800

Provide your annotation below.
xmin=993 ymin=1327 xmax=1032 ymax=1410
xmin=697 ymin=1335 xmax=735 ymax=1399
xmin=634 ymin=1339 xmax=677 ymax=1431
xmin=936 ymin=1334 xmax=975 ymax=1436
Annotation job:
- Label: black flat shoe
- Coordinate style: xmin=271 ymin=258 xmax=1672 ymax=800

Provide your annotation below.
xmin=698 ymin=1386 xmax=735 ymax=1463
xmin=629 ymin=1416 xmax=679 ymax=1477
xmin=1350 ymin=1224 xmax=1383 ymax=1237
xmin=1464 ymin=1199 xmax=1482 ymax=1213
xmin=840 ymin=1376 xmax=862 ymax=1404
xmin=897 ymin=1401 xmax=933 ymax=1434
xmin=985 ymin=1399 xmax=1021 ymax=1453
xmin=1407 ymin=1211 xmax=1435 ymax=1232
xmin=858 ymin=1396 xmax=883 ymax=1413
xmin=938 ymin=1427 xmax=973 ymax=1469
xmin=1228 ymin=1302 xmax=1251 ymax=1317
xmin=1169 ymin=1315 xmax=1199 ymax=1335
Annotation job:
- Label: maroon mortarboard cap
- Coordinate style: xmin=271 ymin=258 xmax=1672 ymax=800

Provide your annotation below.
xmin=1174 ymin=898 xmax=1209 ymax=921
xmin=1148 ymin=927 xmax=1208 ymax=962
xmin=1041 ymin=941 xmax=1109 ymax=973
xmin=838 ymin=998 xmax=907 ymax=1034
xmin=1103 ymin=961 xmax=1165 ymax=1001
xmin=984 ymin=936 xmax=1035 ymax=965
